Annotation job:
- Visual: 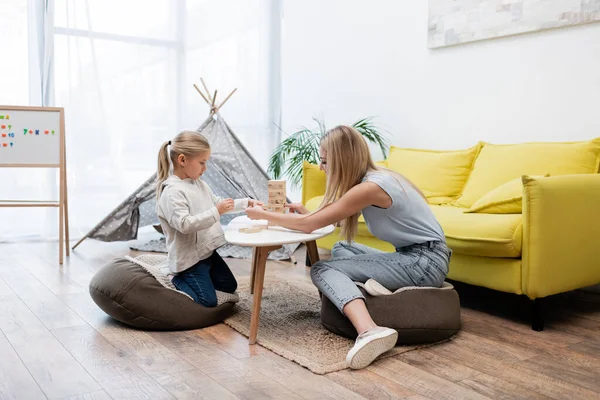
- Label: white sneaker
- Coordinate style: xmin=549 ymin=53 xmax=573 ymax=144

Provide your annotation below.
xmin=364 ymin=279 xmax=393 ymax=296
xmin=346 ymin=327 xmax=398 ymax=369
xmin=216 ymin=291 xmax=240 ymax=305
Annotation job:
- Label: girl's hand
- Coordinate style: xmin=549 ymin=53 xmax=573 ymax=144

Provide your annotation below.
xmin=245 ymin=205 xmax=266 ymax=220
xmin=285 ymin=202 xmax=309 ymax=215
xmin=217 ymin=198 xmax=235 ymax=215
xmin=248 ymin=199 xmax=264 ymax=207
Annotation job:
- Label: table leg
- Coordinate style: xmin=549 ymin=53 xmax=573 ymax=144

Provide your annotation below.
xmin=250 ymin=247 xmax=258 ymax=295
xmin=305 ymin=240 xmax=320 ymax=267
xmin=249 ymin=245 xmax=281 ymax=345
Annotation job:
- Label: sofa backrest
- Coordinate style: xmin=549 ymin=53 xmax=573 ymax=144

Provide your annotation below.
xmin=454 ymin=137 xmax=600 ymax=208
xmin=386 ymin=144 xmax=482 ymax=205
xmin=302 ymin=137 xmax=600 ymax=209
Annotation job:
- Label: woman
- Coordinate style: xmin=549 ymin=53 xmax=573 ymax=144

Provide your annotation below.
xmin=245 ymin=125 xmax=451 ymax=369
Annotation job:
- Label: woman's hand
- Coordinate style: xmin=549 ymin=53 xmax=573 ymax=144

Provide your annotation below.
xmin=248 ymin=199 xmax=264 ymax=207
xmin=285 ymin=202 xmax=309 ymax=215
xmin=245 ymin=205 xmax=266 ymax=220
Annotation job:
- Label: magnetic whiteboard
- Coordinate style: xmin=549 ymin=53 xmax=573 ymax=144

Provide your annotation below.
xmin=0 ymin=107 xmax=62 ymax=166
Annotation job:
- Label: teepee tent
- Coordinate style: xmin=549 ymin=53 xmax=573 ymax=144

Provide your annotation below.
xmin=73 ymin=81 xmax=298 ymax=260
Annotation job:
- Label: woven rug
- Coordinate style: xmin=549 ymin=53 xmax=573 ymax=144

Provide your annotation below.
xmin=223 ymin=277 xmax=422 ymax=374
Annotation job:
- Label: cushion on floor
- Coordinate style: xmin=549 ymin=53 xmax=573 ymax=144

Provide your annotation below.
xmin=89 ymin=257 xmax=235 ymax=330
xmin=430 ymin=205 xmax=522 ymax=258
xmin=320 ymin=282 xmax=461 ymax=345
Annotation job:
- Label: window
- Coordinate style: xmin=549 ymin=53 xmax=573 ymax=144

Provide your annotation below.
xmin=0 ymin=0 xmax=281 ymax=240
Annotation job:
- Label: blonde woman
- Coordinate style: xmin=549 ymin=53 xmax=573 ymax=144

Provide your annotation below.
xmin=156 ymin=130 xmax=263 ymax=307
xmin=245 ymin=125 xmax=450 ymax=369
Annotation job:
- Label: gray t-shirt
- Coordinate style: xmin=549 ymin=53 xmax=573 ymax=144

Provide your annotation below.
xmin=361 ymin=171 xmax=445 ymax=248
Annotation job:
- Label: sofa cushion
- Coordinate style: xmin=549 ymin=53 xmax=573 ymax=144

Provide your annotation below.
xmin=305 ymin=195 xmax=324 ymax=213
xmin=386 ymin=143 xmax=481 ymax=205
xmin=465 ymin=174 xmax=549 ymax=214
xmin=307 ymin=195 xmax=522 ymax=258
xmin=454 ymin=137 xmax=600 ymax=208
xmin=431 ymin=205 xmax=522 ymax=258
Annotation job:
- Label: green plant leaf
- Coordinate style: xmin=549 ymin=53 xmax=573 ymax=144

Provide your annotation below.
xmin=352 ymin=117 xmax=390 ymax=159
xmin=268 ymin=115 xmax=390 ymax=189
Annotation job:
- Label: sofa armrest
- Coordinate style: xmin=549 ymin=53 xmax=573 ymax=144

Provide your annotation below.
xmin=522 ymin=174 xmax=600 ymax=299
xmin=302 ymin=161 xmax=326 ymax=205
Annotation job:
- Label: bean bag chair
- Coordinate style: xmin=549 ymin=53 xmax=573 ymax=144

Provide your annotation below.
xmin=89 ymin=255 xmax=236 ymax=330
xmin=320 ymin=282 xmax=461 ymax=345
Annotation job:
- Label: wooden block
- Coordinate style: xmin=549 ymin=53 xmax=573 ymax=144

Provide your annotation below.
xmin=266 ymin=179 xmax=286 ymax=217
xmin=268 ymin=180 xmax=286 ymax=191
xmin=239 ymin=226 xmax=267 ymax=234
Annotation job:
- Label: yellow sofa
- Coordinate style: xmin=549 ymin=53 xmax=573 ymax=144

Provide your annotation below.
xmin=302 ymin=137 xmax=600 ymax=331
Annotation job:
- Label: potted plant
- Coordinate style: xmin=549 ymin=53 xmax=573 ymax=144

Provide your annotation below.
xmin=268 ymin=116 xmax=390 ymax=188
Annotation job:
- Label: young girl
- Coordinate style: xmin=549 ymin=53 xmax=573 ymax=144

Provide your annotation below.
xmin=156 ymin=130 xmax=262 ymax=307
xmin=245 ymin=125 xmax=450 ymax=369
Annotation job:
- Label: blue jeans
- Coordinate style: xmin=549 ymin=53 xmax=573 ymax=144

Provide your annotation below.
xmin=310 ymin=240 xmax=451 ymax=313
xmin=172 ymin=252 xmax=237 ymax=307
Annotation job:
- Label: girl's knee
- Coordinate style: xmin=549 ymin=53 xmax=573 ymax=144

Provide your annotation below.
xmin=201 ymin=293 xmax=218 ymax=307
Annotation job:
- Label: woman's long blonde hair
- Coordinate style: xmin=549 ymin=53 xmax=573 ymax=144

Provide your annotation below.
xmin=318 ymin=125 xmax=425 ymax=243
xmin=156 ymin=130 xmax=211 ymax=200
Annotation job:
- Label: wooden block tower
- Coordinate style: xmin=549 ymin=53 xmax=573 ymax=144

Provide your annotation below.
xmin=267 ymin=180 xmax=286 ymax=225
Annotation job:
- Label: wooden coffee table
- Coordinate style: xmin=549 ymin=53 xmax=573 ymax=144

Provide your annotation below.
xmin=224 ymin=215 xmax=335 ymax=344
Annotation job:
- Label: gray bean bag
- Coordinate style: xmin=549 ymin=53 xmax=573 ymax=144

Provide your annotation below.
xmin=89 ymin=257 xmax=235 ymax=330
xmin=320 ymin=282 xmax=461 ymax=345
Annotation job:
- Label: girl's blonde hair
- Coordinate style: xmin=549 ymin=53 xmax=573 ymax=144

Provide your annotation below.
xmin=156 ymin=130 xmax=211 ymax=200
xmin=318 ymin=125 xmax=425 ymax=243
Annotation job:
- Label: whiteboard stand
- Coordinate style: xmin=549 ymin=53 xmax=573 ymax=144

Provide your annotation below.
xmin=0 ymin=106 xmax=70 ymax=265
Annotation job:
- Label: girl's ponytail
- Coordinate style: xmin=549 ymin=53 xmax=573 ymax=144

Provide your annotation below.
xmin=156 ymin=131 xmax=210 ymax=200
xmin=156 ymin=141 xmax=171 ymax=200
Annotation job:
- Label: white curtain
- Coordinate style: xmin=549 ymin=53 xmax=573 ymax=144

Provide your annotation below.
xmin=0 ymin=0 xmax=56 ymax=240
xmin=0 ymin=0 xmax=281 ymax=242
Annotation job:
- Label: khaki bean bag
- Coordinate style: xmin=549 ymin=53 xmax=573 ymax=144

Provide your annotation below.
xmin=320 ymin=282 xmax=461 ymax=344
xmin=89 ymin=257 xmax=235 ymax=330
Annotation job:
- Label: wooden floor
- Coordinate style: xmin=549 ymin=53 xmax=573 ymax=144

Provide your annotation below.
xmin=1 ymin=237 xmax=600 ymax=400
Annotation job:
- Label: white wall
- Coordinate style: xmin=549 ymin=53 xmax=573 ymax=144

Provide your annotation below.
xmin=281 ymin=0 xmax=600 ymax=154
